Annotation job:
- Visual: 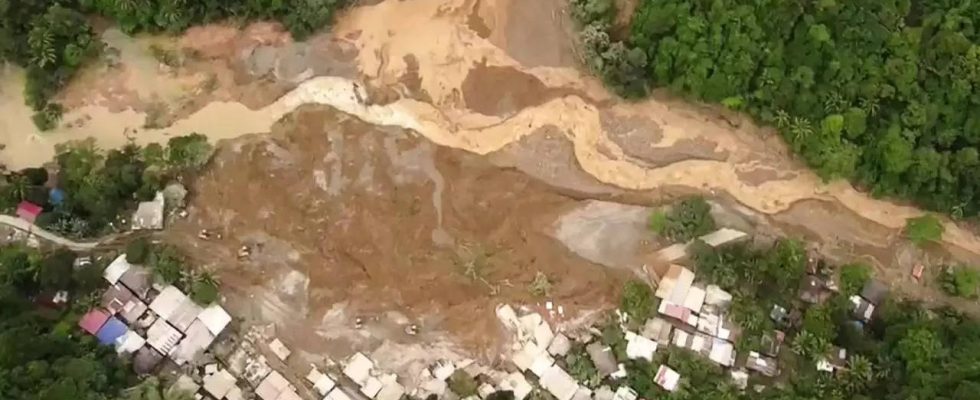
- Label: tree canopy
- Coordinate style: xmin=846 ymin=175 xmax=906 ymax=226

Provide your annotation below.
xmin=1 ymin=0 xmax=348 ymax=129
xmin=574 ymin=0 xmax=980 ymax=219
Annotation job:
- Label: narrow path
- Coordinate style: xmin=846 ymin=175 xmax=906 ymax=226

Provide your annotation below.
xmin=0 ymin=215 xmax=100 ymax=250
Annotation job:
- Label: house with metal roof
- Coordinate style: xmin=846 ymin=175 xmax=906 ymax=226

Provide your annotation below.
xmin=171 ymin=319 xmax=215 ymax=366
xmin=102 ymin=283 xmax=148 ymax=324
xmin=132 ymin=191 xmax=165 ymax=230
xmin=654 ymin=365 xmax=680 ymax=392
xmin=146 ymin=318 xmax=182 ymax=355
xmin=540 ymin=365 xmax=579 ymax=400
xmin=586 ymin=342 xmax=618 ymax=377
xmin=96 ymin=317 xmax=129 ymax=346
xmin=79 ymin=309 xmax=111 ymax=335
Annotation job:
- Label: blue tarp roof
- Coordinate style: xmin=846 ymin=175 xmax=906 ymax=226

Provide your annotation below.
xmin=96 ymin=317 xmax=128 ymax=346
xmin=49 ymin=188 xmax=65 ymax=206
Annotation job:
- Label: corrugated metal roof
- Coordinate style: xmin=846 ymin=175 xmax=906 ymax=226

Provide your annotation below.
xmin=146 ymin=319 xmax=182 ymax=355
xmin=197 ymin=304 xmax=232 ymax=336
xmin=170 ymin=319 xmax=215 ymax=366
xmin=103 ymin=255 xmax=133 ymax=285
xmin=79 ymin=309 xmax=111 ymax=335
xmin=149 ymin=286 xmax=187 ymax=320
xmin=540 ymin=365 xmax=578 ymax=400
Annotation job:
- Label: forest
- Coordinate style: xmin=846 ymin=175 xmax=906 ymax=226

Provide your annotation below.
xmin=0 ymin=0 xmax=346 ymax=129
xmin=573 ymin=0 xmax=980 ymax=219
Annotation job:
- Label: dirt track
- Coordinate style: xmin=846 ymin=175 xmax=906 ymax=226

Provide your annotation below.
xmin=2 ymin=0 xmax=980 ymax=371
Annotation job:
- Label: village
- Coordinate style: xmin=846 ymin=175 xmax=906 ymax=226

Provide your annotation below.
xmin=31 ymin=187 xmax=895 ymax=400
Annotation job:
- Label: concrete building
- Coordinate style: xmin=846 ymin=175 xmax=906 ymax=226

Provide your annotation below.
xmin=132 ymin=192 xmax=165 ymax=230
xmin=540 ymin=365 xmax=578 ymax=400
xmin=654 ymin=365 xmax=680 ymax=392
xmin=586 ymin=342 xmax=618 ymax=377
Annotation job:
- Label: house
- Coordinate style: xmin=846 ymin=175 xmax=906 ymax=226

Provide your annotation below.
xmin=770 ymin=304 xmax=788 ymax=324
xmin=132 ymin=191 xmax=165 ymax=230
xmin=101 ymin=284 xmax=148 ymax=323
xmin=104 ymin=255 xmax=134 ymax=285
xmin=197 ymin=304 xmax=232 ymax=336
xmin=586 ymin=342 xmax=619 ymax=377
xmin=149 ymin=285 xmax=201 ymax=332
xmin=498 ymin=372 xmax=533 ymax=400
xmin=571 ymin=387 xmax=592 ymax=400
xmin=861 ymin=280 xmax=889 ymax=305
xmin=654 ymin=265 xmax=695 ymax=306
xmin=850 ymin=295 xmax=875 ymax=322
xmin=16 ymin=201 xmax=42 ymax=223
xmin=95 ymin=317 xmax=129 ymax=346
xmin=146 ymin=318 xmax=182 ymax=355
xmin=375 ymin=377 xmax=405 ymax=400
xmin=613 ymin=386 xmax=638 ymax=400
xmin=269 ymin=338 xmax=291 ymax=361
xmin=540 ymin=365 xmax=578 ymax=400
xmin=624 ymin=331 xmax=657 ymax=362
xmin=682 ymin=285 xmax=707 ymax=313
xmin=79 ymin=309 xmax=111 ymax=335
xmin=203 ymin=369 xmax=238 ymax=400
xmin=707 ymin=339 xmax=735 ymax=367
xmin=529 ymin=353 xmax=555 ymax=377
xmin=49 ymin=188 xmax=65 ymax=206
xmin=171 ymin=319 xmax=216 ymax=366
xmin=306 ymin=367 xmax=336 ymax=396
xmin=641 ymin=317 xmax=673 ymax=345
xmin=799 ymin=275 xmax=831 ymax=304
xmin=760 ymin=330 xmax=785 ymax=357
xmin=326 ymin=389 xmax=354 ymax=400
xmin=344 ymin=353 xmax=375 ymax=385
xmin=745 ymin=351 xmax=779 ymax=377
xmin=547 ymin=333 xmax=572 ymax=357
xmin=116 ymin=330 xmax=146 ymax=355
xmin=256 ymin=371 xmax=291 ymax=400
xmin=658 ymin=301 xmax=697 ymax=326
xmin=119 ymin=265 xmax=154 ymax=299
xmin=133 ymin=346 xmax=164 ymax=374
xmin=654 ymin=365 xmax=680 ymax=392
xmin=816 ymin=346 xmax=848 ymax=373
xmin=703 ymin=285 xmax=733 ymax=310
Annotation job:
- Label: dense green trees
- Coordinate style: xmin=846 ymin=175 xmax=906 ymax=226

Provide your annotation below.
xmin=576 ymin=0 xmax=980 ymax=218
xmin=0 ymin=245 xmax=135 ymax=399
xmin=1 ymin=0 xmax=347 ymax=130
xmin=648 ymin=196 xmax=715 ymax=243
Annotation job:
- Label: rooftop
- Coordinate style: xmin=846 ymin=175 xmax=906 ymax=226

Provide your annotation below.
xmin=171 ymin=319 xmax=216 ymax=366
xmin=79 ymin=309 xmax=111 ymax=335
xmin=540 ymin=365 xmax=578 ymax=400
xmin=654 ymin=365 xmax=680 ymax=392
xmin=96 ymin=317 xmax=129 ymax=346
xmin=861 ymin=280 xmax=889 ymax=305
xmin=586 ymin=342 xmax=618 ymax=376
xmin=146 ymin=318 xmax=182 ymax=355
xmin=132 ymin=191 xmax=165 ymax=230
xmin=197 ymin=304 xmax=232 ymax=336
xmin=104 ymin=254 xmax=133 ymax=285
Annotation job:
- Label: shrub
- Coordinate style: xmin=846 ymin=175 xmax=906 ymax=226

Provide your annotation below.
xmin=939 ymin=265 xmax=980 ymax=298
xmin=840 ymin=263 xmax=872 ymax=296
xmin=126 ymin=238 xmax=151 ymax=264
xmin=650 ymin=197 xmax=715 ymax=243
xmin=620 ymin=280 xmax=655 ymax=323
xmin=905 ymin=215 xmax=944 ymax=246
xmin=447 ymin=370 xmax=478 ymax=398
xmin=190 ymin=278 xmax=219 ymax=305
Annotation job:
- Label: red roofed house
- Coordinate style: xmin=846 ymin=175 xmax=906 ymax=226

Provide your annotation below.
xmin=79 ymin=309 xmax=111 ymax=335
xmin=16 ymin=201 xmax=42 ymax=224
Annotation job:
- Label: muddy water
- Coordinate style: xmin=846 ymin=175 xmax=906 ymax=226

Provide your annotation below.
xmin=1 ymin=0 xmax=980 ymax=305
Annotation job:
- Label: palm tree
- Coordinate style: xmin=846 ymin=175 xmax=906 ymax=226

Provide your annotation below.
xmin=842 ymin=354 xmax=874 ymax=393
xmin=789 ymin=117 xmax=813 ymax=145
xmin=774 ymin=109 xmax=791 ymax=128
xmin=7 ymin=174 xmax=29 ymax=202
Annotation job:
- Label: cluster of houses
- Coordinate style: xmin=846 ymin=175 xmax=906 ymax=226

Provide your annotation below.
xmin=77 ymin=254 xmax=233 ymax=373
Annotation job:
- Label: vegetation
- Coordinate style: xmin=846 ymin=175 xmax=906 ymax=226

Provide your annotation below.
xmin=839 ymin=262 xmax=871 ymax=296
xmin=620 ymin=279 xmax=655 ymax=324
xmin=529 ymin=271 xmax=552 ymax=298
xmin=0 ymin=244 xmax=136 ymax=399
xmin=448 ymin=370 xmax=478 ymax=398
xmin=0 ymin=135 xmax=212 ymax=238
xmin=905 ymin=214 xmax=945 ymax=246
xmin=573 ymin=0 xmax=980 ymax=219
xmin=939 ymin=264 xmax=980 ymax=298
xmin=1 ymin=0 xmax=348 ymax=130
xmin=565 ymin=344 xmax=600 ymax=387
xmin=649 ymin=197 xmax=715 ymax=243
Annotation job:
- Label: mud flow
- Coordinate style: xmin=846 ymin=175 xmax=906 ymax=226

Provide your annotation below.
xmin=166 ymin=106 xmax=626 ymax=358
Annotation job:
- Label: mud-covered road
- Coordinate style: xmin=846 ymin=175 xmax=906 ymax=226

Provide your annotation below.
xmin=1 ymin=0 xmax=979 ymax=378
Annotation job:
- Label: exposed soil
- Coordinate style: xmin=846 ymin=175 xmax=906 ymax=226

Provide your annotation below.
xmin=166 ymin=106 xmax=626 ymax=359
xmin=3 ymin=0 xmax=980 ymax=368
